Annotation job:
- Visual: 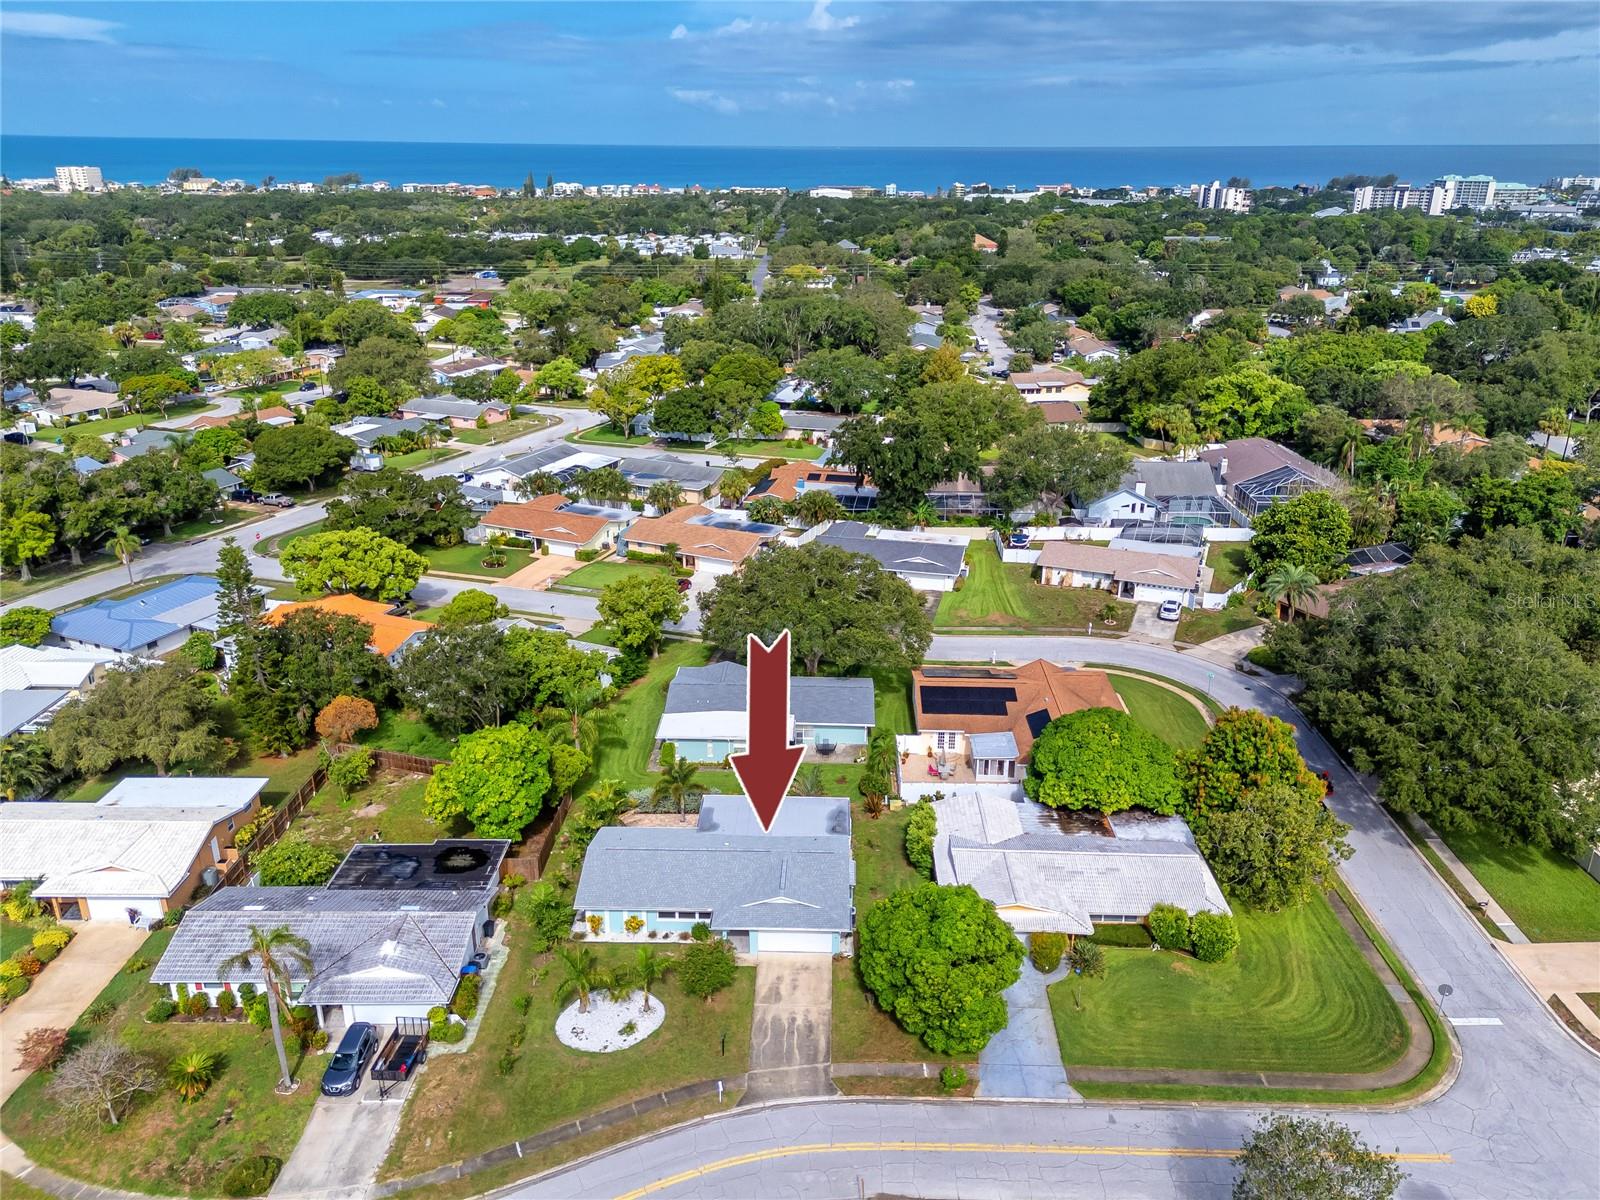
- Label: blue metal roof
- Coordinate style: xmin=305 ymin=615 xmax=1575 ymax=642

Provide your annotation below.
xmin=52 ymin=575 xmax=219 ymax=652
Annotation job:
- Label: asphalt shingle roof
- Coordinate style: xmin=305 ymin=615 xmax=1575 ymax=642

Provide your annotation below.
xmin=661 ymin=661 xmax=875 ymax=728
xmin=814 ymin=522 xmax=966 ymax=580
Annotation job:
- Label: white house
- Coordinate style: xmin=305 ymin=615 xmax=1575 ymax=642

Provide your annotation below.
xmin=1036 ymin=542 xmax=1211 ymax=608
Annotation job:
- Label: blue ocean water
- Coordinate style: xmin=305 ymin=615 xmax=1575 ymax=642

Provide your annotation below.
xmin=2 ymin=135 xmax=1595 ymax=193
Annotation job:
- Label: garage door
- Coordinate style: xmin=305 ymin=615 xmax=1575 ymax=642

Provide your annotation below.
xmin=755 ymin=931 xmax=834 ymax=954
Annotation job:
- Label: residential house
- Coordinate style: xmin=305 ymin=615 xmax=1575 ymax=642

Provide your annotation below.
xmin=0 ymin=644 xmax=120 ymax=739
xmin=1074 ymin=460 xmax=1233 ymax=527
xmin=1276 ymin=286 xmax=1350 ymax=318
xmin=899 ymin=662 xmax=1123 ymax=790
xmin=1036 ymin=400 xmax=1086 ymax=426
xmin=777 ymin=409 xmax=846 ymax=444
xmin=1197 ymin=438 xmax=1339 ymax=515
xmin=263 ymin=594 xmax=430 ymax=664
xmin=973 ymin=233 xmax=999 ymax=253
xmin=329 ymin=416 xmax=442 ymax=469
xmin=594 ymin=329 xmax=666 ymax=374
xmin=932 ymin=793 xmax=1229 ymax=935
xmin=927 ymin=474 xmax=999 ymax=518
xmin=1388 ymin=310 xmax=1454 ymax=334
xmin=429 ymin=356 xmax=509 ymax=388
xmin=34 ymin=388 xmax=127 ymax=426
xmin=909 ymin=318 xmax=943 ymax=351
xmin=1009 ymin=368 xmax=1093 ymax=404
xmin=1064 ymin=328 xmax=1120 ymax=363
xmin=0 ymin=777 xmax=266 ymax=924
xmin=203 ymin=466 xmax=249 ymax=500
xmin=812 ymin=521 xmax=967 ymax=592
xmin=617 ymin=455 xmax=725 ymax=505
xmin=469 ymin=445 xmax=621 ymax=501
xmin=655 ymin=662 xmax=874 ymax=763
xmin=152 ymin=840 xmax=508 ymax=1027
xmin=1036 ymin=542 xmax=1211 ymax=609
xmin=52 ymin=575 xmax=227 ymax=656
xmin=620 ymin=505 xmax=781 ymax=574
xmin=397 ymin=395 xmax=509 ymax=429
xmin=185 ymin=405 xmax=295 ymax=431
xmin=1344 ymin=542 xmax=1413 ymax=576
xmin=575 ymin=795 xmax=854 ymax=955
xmin=747 ymin=461 xmax=877 ymax=511
xmin=480 ymin=493 xmax=635 ymax=556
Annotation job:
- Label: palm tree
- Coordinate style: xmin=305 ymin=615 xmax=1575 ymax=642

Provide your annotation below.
xmin=105 ymin=525 xmax=141 ymax=585
xmin=220 ymin=924 xmax=312 ymax=1090
xmin=554 ymin=944 xmax=601 ymax=1014
xmin=646 ymin=481 xmax=684 ymax=514
xmin=652 ymin=758 xmax=707 ymax=815
xmin=1262 ymin=564 xmax=1321 ymax=621
xmin=910 ymin=499 xmax=938 ymax=529
xmin=514 ymin=471 xmax=562 ymax=500
xmin=555 ymin=679 xmax=608 ymax=759
xmin=1537 ymin=407 xmax=1569 ymax=454
xmin=579 ymin=778 xmax=629 ymax=824
xmin=634 ymin=946 xmax=673 ymax=1013
xmin=169 ymin=1051 xmax=219 ymax=1103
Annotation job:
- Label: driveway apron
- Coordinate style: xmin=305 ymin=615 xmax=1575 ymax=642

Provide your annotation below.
xmin=741 ymin=953 xmax=834 ymax=1102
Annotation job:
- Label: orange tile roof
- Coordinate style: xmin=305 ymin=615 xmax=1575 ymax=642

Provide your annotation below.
xmin=482 ymin=493 xmax=610 ymax=544
xmin=623 ymin=505 xmax=771 ymax=565
xmin=754 ymin=460 xmax=870 ymax=502
xmin=262 ymin=594 xmax=429 ymax=657
xmin=911 ymin=660 xmax=1123 ymax=759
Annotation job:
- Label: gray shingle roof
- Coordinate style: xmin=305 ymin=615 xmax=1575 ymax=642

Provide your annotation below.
xmin=1122 ymin=460 xmax=1219 ymax=500
xmin=815 ymin=522 xmax=966 ymax=580
xmin=152 ymin=886 xmax=482 ymax=1006
xmin=574 ymin=823 xmax=853 ymax=933
xmin=661 ymin=661 xmax=875 ymax=728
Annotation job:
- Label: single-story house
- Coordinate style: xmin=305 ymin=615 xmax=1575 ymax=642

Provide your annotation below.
xmin=203 ymin=466 xmax=249 ymax=500
xmin=575 ymin=795 xmax=854 ymax=955
xmin=1064 ymin=329 xmax=1120 ymax=363
xmin=778 ymin=409 xmax=846 ymax=443
xmin=52 ymin=575 xmax=225 ymax=656
xmin=1075 ymin=460 xmax=1232 ymax=527
xmin=111 ymin=428 xmax=182 ymax=462
xmin=184 ymin=405 xmax=295 ymax=431
xmin=34 ymin=388 xmax=128 ymax=426
xmin=470 ymin=446 xmax=620 ymax=500
xmin=72 ymin=454 xmax=110 ymax=477
xmin=910 ymin=319 xmax=943 ymax=351
xmin=263 ymin=594 xmax=430 ymax=663
xmin=397 ymin=395 xmax=509 ymax=429
xmin=594 ymin=330 xmax=665 ymax=374
xmin=1197 ymin=439 xmax=1339 ymax=515
xmin=656 ymin=661 xmax=875 ymax=763
xmin=0 ymin=777 xmax=266 ymax=924
xmin=329 ymin=415 xmax=441 ymax=451
xmin=1009 ymin=368 xmax=1092 ymax=404
xmin=812 ymin=521 xmax=966 ymax=591
xmin=1036 ymin=400 xmax=1086 ymax=426
xmin=617 ymin=455 xmax=724 ymax=505
xmin=931 ymin=793 xmax=1229 ymax=935
xmin=429 ymin=355 xmax=508 ymax=386
xmin=747 ymin=461 xmax=877 ymax=511
xmin=480 ymin=493 xmax=635 ymax=556
xmin=0 ymin=644 xmax=121 ymax=739
xmin=900 ymin=662 xmax=1123 ymax=788
xmin=620 ymin=505 xmax=782 ymax=574
xmin=152 ymin=840 xmax=508 ymax=1027
xmin=1036 ymin=542 xmax=1211 ymax=608
xmin=1388 ymin=310 xmax=1453 ymax=334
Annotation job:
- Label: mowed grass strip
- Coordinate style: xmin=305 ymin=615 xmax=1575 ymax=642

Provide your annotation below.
xmin=558 ymin=559 xmax=671 ymax=591
xmin=1051 ymin=894 xmax=1408 ymax=1075
xmin=588 ymin=640 xmax=712 ymax=790
xmin=1438 ymin=827 xmax=1600 ymax=942
xmin=936 ymin=541 xmax=1135 ymax=630
xmin=1110 ymin=676 xmax=1209 ymax=750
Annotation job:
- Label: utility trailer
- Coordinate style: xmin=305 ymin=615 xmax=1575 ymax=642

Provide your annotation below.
xmin=371 ymin=1018 xmax=430 ymax=1098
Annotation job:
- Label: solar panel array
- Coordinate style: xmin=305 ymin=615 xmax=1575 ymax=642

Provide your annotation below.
xmin=1025 ymin=709 xmax=1052 ymax=739
xmin=920 ymin=685 xmax=1017 ymax=716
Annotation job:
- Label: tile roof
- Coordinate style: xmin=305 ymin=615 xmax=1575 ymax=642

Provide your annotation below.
xmin=262 ymin=594 xmax=430 ymax=658
xmin=1035 ymin=401 xmax=1086 ymax=425
xmin=623 ymin=505 xmax=773 ymax=565
xmin=482 ymin=494 xmax=612 ymax=544
xmin=911 ymin=661 xmax=1122 ymax=758
xmin=52 ymin=575 xmax=220 ymax=652
xmin=751 ymin=461 xmax=873 ymax=503
xmin=1197 ymin=438 xmax=1338 ymax=490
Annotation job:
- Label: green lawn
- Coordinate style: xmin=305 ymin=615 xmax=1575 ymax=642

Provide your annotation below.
xmin=832 ymin=958 xmax=968 ymax=1066
xmin=936 ymin=542 xmax=1135 ymax=630
xmin=0 ymin=915 xmax=38 ymax=958
xmin=709 ymin=438 xmax=824 ymax=460
xmin=869 ymin=667 xmax=914 ymax=735
xmin=1176 ymin=604 xmax=1263 ymax=645
xmin=419 ymin=542 xmax=536 ymax=578
xmin=357 ymin=710 xmax=458 ymax=760
xmin=1051 ymin=895 xmax=1409 ymax=1075
xmin=293 ymin=770 xmax=452 ymax=847
xmin=453 ymin=415 xmax=555 ymax=445
xmin=35 ymin=400 xmax=213 ymax=441
xmin=1206 ymin=543 xmax=1252 ymax=591
xmin=384 ymin=447 xmax=464 ymax=470
xmin=571 ymin=425 xmax=651 ymax=447
xmin=1110 ymin=676 xmax=1210 ymax=750
xmin=588 ymin=641 xmax=713 ymax=790
xmin=1 ymin=928 xmax=319 ymax=1197
xmin=383 ymin=936 xmax=754 ymax=1178
xmin=853 ymin=800 xmax=923 ymax=909
xmin=556 ymin=559 xmax=673 ymax=591
xmin=1438 ymin=827 xmax=1600 ymax=942
xmin=59 ymin=742 xmax=323 ymax=807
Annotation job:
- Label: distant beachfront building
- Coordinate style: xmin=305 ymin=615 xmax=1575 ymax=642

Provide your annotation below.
xmin=54 ymin=165 xmax=103 ymax=192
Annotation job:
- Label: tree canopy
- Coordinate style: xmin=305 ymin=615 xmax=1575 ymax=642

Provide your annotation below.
xmin=423 ymin=722 xmax=577 ymax=839
xmin=279 ymin=528 xmax=428 ymax=602
xmin=1023 ymin=708 xmax=1182 ymax=814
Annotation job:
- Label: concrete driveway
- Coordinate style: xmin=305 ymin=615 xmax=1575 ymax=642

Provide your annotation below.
xmin=270 ymin=1070 xmax=410 ymax=1200
xmin=742 ymin=953 xmax=834 ymax=1102
xmin=0 ymin=923 xmax=146 ymax=1109
xmin=1128 ymin=602 xmax=1179 ymax=643
xmin=977 ymin=962 xmax=1077 ymax=1099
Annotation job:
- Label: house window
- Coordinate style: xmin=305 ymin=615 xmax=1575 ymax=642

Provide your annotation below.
xmin=933 ymin=731 xmax=959 ymax=751
xmin=657 ymin=911 xmax=712 ymax=921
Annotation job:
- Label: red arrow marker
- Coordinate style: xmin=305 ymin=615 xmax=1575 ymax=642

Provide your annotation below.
xmin=729 ymin=630 xmax=804 ymax=832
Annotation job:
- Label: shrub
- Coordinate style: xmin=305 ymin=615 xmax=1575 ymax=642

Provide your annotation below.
xmin=679 ymin=938 xmax=737 ymax=1000
xmin=238 ymin=982 xmax=257 ymax=1004
xmin=678 ymin=931 xmax=691 ymax=941
xmin=220 ymin=1154 xmax=282 ymax=1197
xmin=513 ymin=994 xmax=533 ymax=1017
xmin=903 ymin=802 xmax=938 ymax=878
xmin=427 ymin=1005 xmax=448 ymax=1025
xmin=255 ymin=834 xmax=341 ymax=887
xmin=1190 ymin=911 xmax=1240 ymax=963
xmin=0 ymin=960 xmax=22 ymax=981
xmin=1089 ymin=924 xmax=1153 ymax=948
xmin=181 ymin=631 xmax=219 ymax=670
xmin=125 ymin=956 xmax=151 ymax=973
xmin=247 ymin=998 xmax=271 ymax=1029
xmin=451 ymin=974 xmax=481 ymax=1019
xmin=145 ymin=998 xmax=178 ymax=1023
xmin=586 ymin=913 xmax=603 ymax=936
xmin=623 ymin=915 xmax=645 ymax=935
xmin=175 ymin=983 xmax=190 ymax=1003
xmin=12 ymin=953 xmax=42 ymax=978
xmin=433 ymin=1019 xmax=466 ymax=1043
xmin=575 ymin=548 xmax=600 ymax=562
xmin=3 ymin=881 xmax=43 ymax=922
xmin=658 ymin=741 xmax=676 ymax=771
xmin=83 ymin=998 xmax=116 ymax=1025
xmin=939 ymin=1065 xmax=968 ymax=1093
xmin=309 ymin=1030 xmax=329 ymax=1051
xmin=186 ymin=991 xmax=211 ymax=1017
xmin=31 ymin=942 xmax=60 ymax=965
xmin=1028 ymin=932 xmax=1067 ymax=974
xmin=2 ymin=977 xmax=30 ymax=1002
xmin=1147 ymin=903 xmax=1192 ymax=951
xmin=32 ymin=928 xmax=71 ymax=952
xmin=234 ymin=819 xmax=264 ymax=851
xmin=289 ymin=1004 xmax=316 ymax=1037
xmin=169 ymin=1050 xmax=220 ymax=1102
xmin=216 ymin=990 xmax=238 ymax=1017
xmin=1244 ymin=645 xmax=1284 ymax=673
xmin=327 ymin=746 xmax=375 ymax=801
xmin=15 ymin=1026 xmax=69 ymax=1072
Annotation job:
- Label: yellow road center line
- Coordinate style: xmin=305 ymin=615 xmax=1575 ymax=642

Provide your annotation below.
xmin=613 ymin=1140 xmax=1451 ymax=1199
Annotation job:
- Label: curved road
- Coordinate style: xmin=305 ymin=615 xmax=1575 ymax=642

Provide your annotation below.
xmin=505 ymin=636 xmax=1600 ymax=1200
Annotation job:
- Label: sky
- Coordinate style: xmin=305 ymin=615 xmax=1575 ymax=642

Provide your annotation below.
xmin=1 ymin=1 xmax=1597 ymax=148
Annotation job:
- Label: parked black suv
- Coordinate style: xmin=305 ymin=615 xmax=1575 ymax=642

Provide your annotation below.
xmin=320 ymin=1022 xmax=377 ymax=1097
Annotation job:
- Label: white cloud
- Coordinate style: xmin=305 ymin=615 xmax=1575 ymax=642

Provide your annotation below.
xmin=431 ymin=97 xmax=446 ymax=108
xmin=670 ymin=23 xmax=688 ymax=40
xmin=716 ymin=17 xmax=755 ymax=36
xmin=805 ymin=0 xmax=858 ymax=33
xmin=883 ymin=78 xmax=914 ymax=92
xmin=0 ymin=11 xmax=119 ymax=44
xmin=669 ymin=88 xmax=740 ymax=115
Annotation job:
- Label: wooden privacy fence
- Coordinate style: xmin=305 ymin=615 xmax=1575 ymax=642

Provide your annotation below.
xmin=502 ymin=792 xmax=573 ymax=882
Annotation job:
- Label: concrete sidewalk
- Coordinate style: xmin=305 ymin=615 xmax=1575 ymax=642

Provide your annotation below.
xmin=1405 ymin=815 xmax=1529 ymax=943
xmin=1498 ymin=942 xmax=1600 ymax=1040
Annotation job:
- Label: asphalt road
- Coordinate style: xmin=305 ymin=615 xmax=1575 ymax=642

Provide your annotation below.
xmin=505 ymin=636 xmax=1600 ymax=1200
xmin=969 ymin=300 xmax=1014 ymax=375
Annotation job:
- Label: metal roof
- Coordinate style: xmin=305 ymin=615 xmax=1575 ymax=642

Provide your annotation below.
xmin=0 ymin=803 xmax=244 ymax=898
xmin=51 ymin=575 xmax=220 ymax=652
